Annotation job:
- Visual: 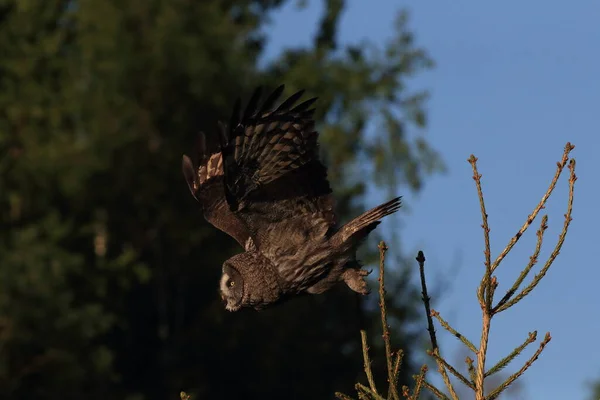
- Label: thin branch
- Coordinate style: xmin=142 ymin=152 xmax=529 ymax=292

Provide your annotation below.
xmin=402 ymin=386 xmax=410 ymax=398
xmin=486 ymin=333 xmax=552 ymax=400
xmin=494 ymin=216 xmax=548 ymax=313
xmin=428 ymin=349 xmax=475 ymax=390
xmin=466 ymin=357 xmax=477 ymax=384
xmin=494 ymin=157 xmax=576 ymax=313
xmin=433 ymin=348 xmax=459 ymax=400
xmin=361 ymin=330 xmax=378 ymax=395
xmin=468 ymin=155 xmax=494 ymax=310
xmin=416 ymin=251 xmax=458 ymax=399
xmin=404 ymin=365 xmax=428 ymax=400
xmin=412 ymin=366 xmax=427 ymax=400
xmin=388 ymin=350 xmax=404 ymax=399
xmin=378 ymin=242 xmax=400 ymax=400
xmin=357 ymin=383 xmax=385 ymax=400
xmin=335 ymin=393 xmax=356 ymax=400
xmin=485 ymin=331 xmax=537 ymax=377
xmin=430 ymin=310 xmax=477 ymax=353
xmin=357 ymin=391 xmax=370 ymax=400
xmin=469 ymin=155 xmax=498 ymax=400
xmin=475 ymin=306 xmax=492 ymax=400
xmin=422 ymin=381 xmax=451 ymax=400
xmin=490 ymin=143 xmax=574 ymax=273
xmin=417 ymin=251 xmax=437 ymax=349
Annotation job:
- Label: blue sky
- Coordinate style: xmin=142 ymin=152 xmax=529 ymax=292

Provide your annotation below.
xmin=264 ymin=1 xmax=599 ymax=399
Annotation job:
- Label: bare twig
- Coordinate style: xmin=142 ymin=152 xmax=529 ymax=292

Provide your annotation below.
xmin=417 ymin=252 xmax=459 ymax=399
xmin=417 ymin=251 xmax=459 ymax=399
xmin=417 ymin=251 xmax=437 ymax=349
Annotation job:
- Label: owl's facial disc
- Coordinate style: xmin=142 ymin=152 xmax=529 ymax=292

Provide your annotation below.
xmin=220 ymin=265 xmax=244 ymax=312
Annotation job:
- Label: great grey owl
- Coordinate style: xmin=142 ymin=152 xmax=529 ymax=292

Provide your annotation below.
xmin=182 ymin=85 xmax=401 ymax=311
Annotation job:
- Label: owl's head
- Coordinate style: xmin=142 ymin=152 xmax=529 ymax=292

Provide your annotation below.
xmin=220 ymin=262 xmax=244 ymax=311
xmin=219 ymin=251 xmax=282 ymax=312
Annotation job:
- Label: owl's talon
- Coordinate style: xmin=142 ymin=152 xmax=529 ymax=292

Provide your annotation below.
xmin=342 ymin=268 xmax=371 ymax=295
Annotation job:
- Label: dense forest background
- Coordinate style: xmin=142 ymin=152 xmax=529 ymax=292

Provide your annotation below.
xmin=0 ymin=1 xmax=445 ymax=399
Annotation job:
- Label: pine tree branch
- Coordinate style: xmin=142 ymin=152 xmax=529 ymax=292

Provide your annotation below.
xmin=489 ymin=143 xmax=574 ymax=274
xmin=422 ymin=381 xmax=451 ymax=400
xmin=467 ymin=154 xmax=495 ymax=400
xmin=428 ymin=349 xmax=475 ymax=390
xmin=388 ymin=350 xmax=404 ymax=399
xmin=357 ymin=382 xmax=385 ymax=400
xmin=361 ymin=330 xmax=378 ymax=396
xmin=433 ymin=348 xmax=459 ymax=400
xmin=340 ymin=242 xmax=407 ymax=400
xmin=468 ymin=155 xmax=494 ymax=311
xmin=494 ymin=216 xmax=548 ymax=313
xmin=486 ymin=332 xmax=552 ymax=400
xmin=475 ymin=309 xmax=491 ymax=400
xmin=430 ymin=309 xmax=477 ymax=354
xmin=485 ymin=331 xmax=537 ymax=377
xmin=339 ymin=144 xmax=575 ymax=400
xmin=412 ymin=365 xmax=427 ymax=399
xmin=402 ymin=365 xmax=428 ymax=400
xmin=466 ymin=356 xmax=477 ymax=384
xmin=494 ymin=157 xmax=576 ymax=313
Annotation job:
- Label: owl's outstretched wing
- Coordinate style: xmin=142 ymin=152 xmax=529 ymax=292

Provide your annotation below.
xmin=182 ymin=133 xmax=254 ymax=251
xmin=218 ymin=85 xmax=336 ymax=253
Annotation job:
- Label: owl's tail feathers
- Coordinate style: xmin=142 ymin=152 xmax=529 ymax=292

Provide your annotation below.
xmin=334 ymin=197 xmax=402 ymax=250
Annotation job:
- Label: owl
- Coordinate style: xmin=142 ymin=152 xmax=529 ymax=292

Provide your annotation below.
xmin=182 ymin=85 xmax=401 ymax=311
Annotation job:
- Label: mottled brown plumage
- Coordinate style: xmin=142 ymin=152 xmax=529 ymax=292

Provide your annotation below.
xmin=182 ymin=85 xmax=401 ymax=311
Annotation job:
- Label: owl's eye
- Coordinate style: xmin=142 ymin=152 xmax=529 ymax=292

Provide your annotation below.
xmin=229 ymin=280 xmax=235 ymax=287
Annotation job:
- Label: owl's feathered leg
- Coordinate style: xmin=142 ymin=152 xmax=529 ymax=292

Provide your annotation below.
xmin=341 ymin=267 xmax=371 ymax=295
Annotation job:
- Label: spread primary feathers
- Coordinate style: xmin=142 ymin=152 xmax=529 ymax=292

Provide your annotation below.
xmin=182 ymin=85 xmax=401 ymax=311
